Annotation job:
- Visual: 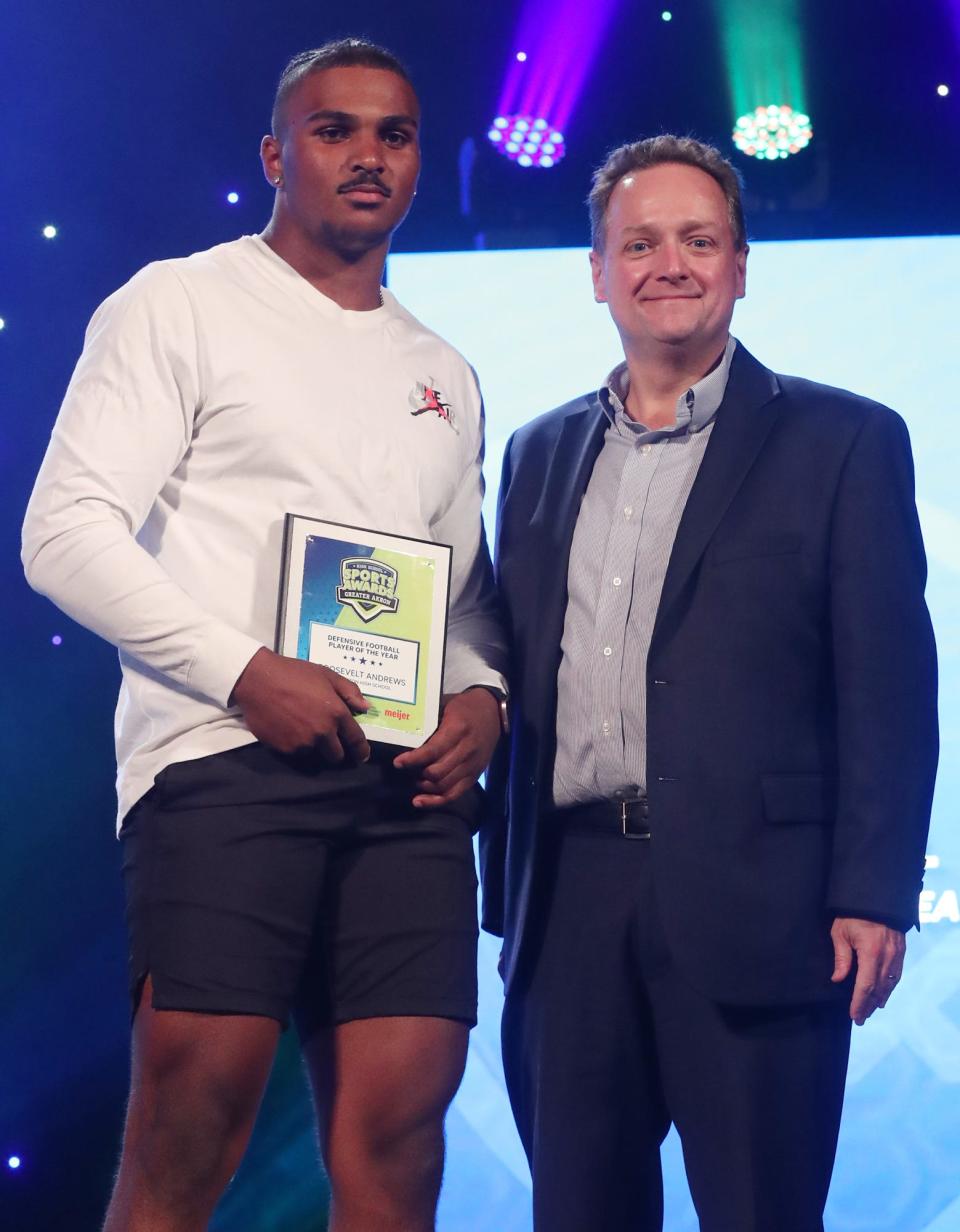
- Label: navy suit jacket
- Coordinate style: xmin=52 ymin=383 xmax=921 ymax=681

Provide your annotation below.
xmin=480 ymin=344 xmax=938 ymax=1005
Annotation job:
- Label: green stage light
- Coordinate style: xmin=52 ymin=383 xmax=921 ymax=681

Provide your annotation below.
xmin=714 ymin=0 xmax=809 ymax=160
xmin=733 ymin=104 xmax=812 ymax=160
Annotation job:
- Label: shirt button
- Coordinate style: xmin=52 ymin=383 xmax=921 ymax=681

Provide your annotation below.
xmin=602 ymin=721 xmax=611 ymax=734
xmin=613 ymin=577 xmax=622 ymax=587
xmin=602 ymin=646 xmax=612 ymax=657
xmin=624 ymin=506 xmax=633 ymax=519
xmin=640 ymin=443 xmax=652 ymax=456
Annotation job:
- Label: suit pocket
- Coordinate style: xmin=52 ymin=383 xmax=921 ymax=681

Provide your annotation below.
xmin=710 ymin=534 xmax=802 ymax=565
xmin=761 ymin=774 xmax=835 ymax=824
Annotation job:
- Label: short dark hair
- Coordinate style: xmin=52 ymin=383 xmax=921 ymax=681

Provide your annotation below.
xmin=271 ymin=39 xmax=415 ymax=136
xmin=588 ymin=135 xmax=747 ymax=252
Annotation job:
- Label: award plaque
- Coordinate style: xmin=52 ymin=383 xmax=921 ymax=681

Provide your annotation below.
xmin=276 ymin=514 xmax=451 ymax=747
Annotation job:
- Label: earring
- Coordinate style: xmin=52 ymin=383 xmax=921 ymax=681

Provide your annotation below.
xmin=274 ymin=176 xmax=283 ymax=187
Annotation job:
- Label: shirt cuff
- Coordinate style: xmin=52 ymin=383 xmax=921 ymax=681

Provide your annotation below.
xmin=187 ymin=627 xmax=266 ymax=709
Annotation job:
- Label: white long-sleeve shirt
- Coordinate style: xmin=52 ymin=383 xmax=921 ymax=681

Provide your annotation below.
xmin=22 ymin=235 xmax=505 ymax=823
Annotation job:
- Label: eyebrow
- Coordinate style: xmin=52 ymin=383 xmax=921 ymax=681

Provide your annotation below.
xmin=303 ymin=109 xmax=419 ymax=129
xmin=620 ymin=220 xmax=721 ymax=235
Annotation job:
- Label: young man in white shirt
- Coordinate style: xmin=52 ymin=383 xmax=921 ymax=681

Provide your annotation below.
xmin=22 ymin=39 xmax=506 ymax=1232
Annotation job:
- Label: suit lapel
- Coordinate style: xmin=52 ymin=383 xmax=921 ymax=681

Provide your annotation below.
xmin=651 ymin=346 xmax=783 ymax=647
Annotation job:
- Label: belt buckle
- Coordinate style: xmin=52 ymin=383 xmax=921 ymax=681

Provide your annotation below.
xmin=619 ymin=797 xmax=650 ymax=840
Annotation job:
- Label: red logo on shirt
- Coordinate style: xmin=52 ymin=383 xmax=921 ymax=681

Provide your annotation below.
xmin=409 ymin=380 xmax=458 ymax=433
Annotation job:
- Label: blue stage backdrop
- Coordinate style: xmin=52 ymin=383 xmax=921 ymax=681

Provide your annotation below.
xmin=387 ymin=236 xmax=960 ymax=1232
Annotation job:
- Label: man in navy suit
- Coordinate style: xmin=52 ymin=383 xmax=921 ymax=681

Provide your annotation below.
xmin=481 ymin=136 xmax=938 ymax=1231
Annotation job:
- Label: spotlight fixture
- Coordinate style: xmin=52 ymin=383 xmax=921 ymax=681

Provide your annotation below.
xmin=937 ymin=84 xmax=950 ymax=97
xmin=487 ymin=114 xmax=566 ymax=168
xmin=0 ymin=317 xmax=6 ymax=331
xmin=42 ymin=224 xmax=58 ymax=239
xmin=732 ymin=104 xmax=812 ymax=160
xmin=661 ymin=10 xmax=673 ymax=20
xmin=516 ymin=51 xmax=527 ymax=62
xmin=226 ymin=191 xmax=240 ymax=204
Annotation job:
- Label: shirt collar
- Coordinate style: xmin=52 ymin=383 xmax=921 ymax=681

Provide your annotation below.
xmin=600 ymin=336 xmax=738 ymax=435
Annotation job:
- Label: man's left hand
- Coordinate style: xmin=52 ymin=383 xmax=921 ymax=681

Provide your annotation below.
xmin=830 ymin=916 xmax=906 ymax=1026
xmin=393 ymin=687 xmax=502 ymax=808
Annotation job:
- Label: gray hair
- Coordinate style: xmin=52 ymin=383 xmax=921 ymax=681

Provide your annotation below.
xmin=588 ymin=135 xmax=747 ymax=252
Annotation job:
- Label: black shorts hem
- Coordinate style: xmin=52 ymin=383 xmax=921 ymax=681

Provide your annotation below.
xmin=326 ymin=1000 xmax=478 ymax=1031
xmin=146 ymin=981 xmax=290 ymax=1028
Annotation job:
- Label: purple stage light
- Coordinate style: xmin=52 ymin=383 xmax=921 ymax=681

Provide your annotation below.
xmin=7 ymin=1156 xmax=21 ymax=1169
xmin=516 ymin=51 xmax=528 ymax=62
xmin=487 ymin=112 xmax=567 ymax=167
xmin=495 ymin=0 xmax=620 ymax=138
xmin=51 ymin=635 xmax=63 ymax=646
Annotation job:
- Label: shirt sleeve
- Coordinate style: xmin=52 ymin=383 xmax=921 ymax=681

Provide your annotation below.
xmin=21 ymin=263 xmax=263 ymax=707
xmin=432 ymin=376 xmax=508 ymax=697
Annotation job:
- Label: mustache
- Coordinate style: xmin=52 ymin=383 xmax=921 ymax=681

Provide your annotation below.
xmin=337 ymin=173 xmax=391 ymax=196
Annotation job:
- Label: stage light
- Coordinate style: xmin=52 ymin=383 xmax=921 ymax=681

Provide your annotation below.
xmin=733 ymin=104 xmax=812 ymax=159
xmin=937 ymin=84 xmax=950 ymax=97
xmin=492 ymin=0 xmax=620 ymax=171
xmin=51 ymin=635 xmax=63 ymax=646
xmin=0 ymin=317 xmax=5 ymax=331
xmin=487 ymin=112 xmax=567 ymax=167
xmin=661 ymin=10 xmax=673 ymax=20
xmin=718 ymin=0 xmax=808 ymax=162
xmin=7 ymin=1156 xmax=21 ymax=1170
xmin=226 ymin=191 xmax=239 ymax=204
xmin=42 ymin=224 xmax=58 ymax=239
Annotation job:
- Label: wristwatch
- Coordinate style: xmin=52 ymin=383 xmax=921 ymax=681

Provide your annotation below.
xmin=471 ymin=685 xmax=510 ymax=736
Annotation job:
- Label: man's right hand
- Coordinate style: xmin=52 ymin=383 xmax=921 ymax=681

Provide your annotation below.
xmin=230 ymin=647 xmax=371 ymax=763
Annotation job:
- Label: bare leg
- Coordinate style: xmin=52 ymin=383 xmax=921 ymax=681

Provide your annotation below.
xmin=304 ymin=1016 xmax=470 ymax=1232
xmin=103 ymin=976 xmax=280 ymax=1232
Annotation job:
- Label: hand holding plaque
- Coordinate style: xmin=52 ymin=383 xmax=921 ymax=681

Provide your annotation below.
xmin=276 ymin=515 xmax=451 ymax=748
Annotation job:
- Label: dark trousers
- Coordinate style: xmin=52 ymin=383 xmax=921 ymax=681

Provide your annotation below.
xmin=501 ymin=827 xmax=852 ymax=1232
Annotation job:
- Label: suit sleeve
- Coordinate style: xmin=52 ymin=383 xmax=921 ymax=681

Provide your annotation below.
xmin=479 ymin=432 xmax=517 ymax=938
xmin=826 ymin=407 xmax=938 ymax=928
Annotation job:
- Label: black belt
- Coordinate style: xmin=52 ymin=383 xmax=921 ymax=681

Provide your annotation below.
xmin=554 ymin=796 xmax=651 ymax=840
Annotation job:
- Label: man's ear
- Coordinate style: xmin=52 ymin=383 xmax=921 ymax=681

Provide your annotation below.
xmin=735 ymin=242 xmax=749 ymax=300
xmin=589 ymin=249 xmax=607 ymax=303
xmin=260 ymin=133 xmax=282 ymax=188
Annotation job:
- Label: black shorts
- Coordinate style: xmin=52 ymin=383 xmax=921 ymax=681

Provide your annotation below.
xmin=120 ymin=742 xmax=480 ymax=1037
